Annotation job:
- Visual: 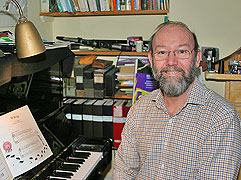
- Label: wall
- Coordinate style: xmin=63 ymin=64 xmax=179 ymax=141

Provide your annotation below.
xmin=1 ymin=0 xmax=241 ymax=97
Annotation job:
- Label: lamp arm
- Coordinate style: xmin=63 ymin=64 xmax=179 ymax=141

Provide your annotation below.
xmin=11 ymin=0 xmax=23 ymax=17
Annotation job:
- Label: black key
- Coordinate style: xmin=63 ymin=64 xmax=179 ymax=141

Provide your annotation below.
xmin=72 ymin=151 xmax=90 ymax=159
xmin=67 ymin=157 xmax=85 ymax=164
xmin=48 ymin=177 xmax=68 ymax=180
xmin=53 ymin=171 xmax=73 ymax=178
xmin=58 ymin=164 xmax=80 ymax=172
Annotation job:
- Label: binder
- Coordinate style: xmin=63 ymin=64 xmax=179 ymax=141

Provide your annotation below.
xmin=123 ymin=100 xmax=132 ymax=118
xmin=94 ymin=65 xmax=115 ymax=88
xmin=63 ymin=78 xmax=76 ymax=97
xmin=92 ymin=99 xmax=107 ymax=138
xmin=63 ymin=98 xmax=77 ymax=117
xmin=74 ymin=64 xmax=91 ymax=90
xmin=94 ymin=65 xmax=115 ymax=98
xmin=71 ymin=99 xmax=87 ymax=135
xmin=113 ymin=99 xmax=127 ymax=148
xmin=105 ymin=67 xmax=118 ymax=96
xmin=82 ymin=99 xmax=97 ymax=138
xmin=103 ymin=99 xmax=116 ymax=139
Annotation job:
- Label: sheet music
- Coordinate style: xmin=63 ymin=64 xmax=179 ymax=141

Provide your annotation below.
xmin=0 ymin=150 xmax=13 ymax=180
xmin=0 ymin=105 xmax=53 ymax=178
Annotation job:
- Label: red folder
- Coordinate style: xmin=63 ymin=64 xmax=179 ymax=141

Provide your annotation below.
xmin=113 ymin=99 xmax=127 ymax=148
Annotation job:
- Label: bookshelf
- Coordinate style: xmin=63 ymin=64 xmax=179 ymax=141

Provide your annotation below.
xmin=40 ymin=10 xmax=169 ymax=17
xmin=72 ymin=50 xmax=149 ymax=99
xmin=73 ymin=50 xmax=148 ymax=56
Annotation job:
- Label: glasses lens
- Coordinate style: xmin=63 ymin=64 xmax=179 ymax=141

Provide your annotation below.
xmin=154 ymin=51 xmax=168 ymax=61
xmin=176 ymin=50 xmax=190 ymax=59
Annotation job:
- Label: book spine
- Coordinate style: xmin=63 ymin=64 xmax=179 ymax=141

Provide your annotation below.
xmin=68 ymin=0 xmax=76 ymax=12
xmin=116 ymin=0 xmax=121 ymax=10
xmin=60 ymin=0 xmax=68 ymax=11
xmin=71 ymin=0 xmax=80 ymax=11
xmin=65 ymin=0 xmax=72 ymax=12
xmin=96 ymin=0 xmax=102 ymax=11
xmin=41 ymin=0 xmax=50 ymax=12
xmin=120 ymin=0 xmax=125 ymax=10
xmin=112 ymin=0 xmax=116 ymax=10
xmin=126 ymin=0 xmax=131 ymax=10
xmin=56 ymin=0 xmax=64 ymax=12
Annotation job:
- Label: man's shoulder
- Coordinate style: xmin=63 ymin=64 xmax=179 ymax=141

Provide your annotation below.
xmin=193 ymin=79 xmax=237 ymax=114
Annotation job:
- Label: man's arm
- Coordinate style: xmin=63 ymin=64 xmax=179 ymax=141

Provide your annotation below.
xmin=197 ymin=111 xmax=241 ymax=179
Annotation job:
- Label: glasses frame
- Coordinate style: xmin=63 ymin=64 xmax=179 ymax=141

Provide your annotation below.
xmin=153 ymin=48 xmax=195 ymax=61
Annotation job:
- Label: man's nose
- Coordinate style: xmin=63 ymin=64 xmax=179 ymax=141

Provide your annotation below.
xmin=167 ymin=51 xmax=178 ymax=66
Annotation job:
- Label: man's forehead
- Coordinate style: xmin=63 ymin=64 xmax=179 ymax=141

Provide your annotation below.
xmin=154 ymin=24 xmax=195 ymax=46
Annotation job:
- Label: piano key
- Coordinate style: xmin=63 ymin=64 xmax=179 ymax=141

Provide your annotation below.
xmin=52 ymin=170 xmax=73 ymax=178
xmin=66 ymin=157 xmax=85 ymax=164
xmin=69 ymin=151 xmax=103 ymax=180
xmin=48 ymin=177 xmax=68 ymax=180
xmin=51 ymin=151 xmax=103 ymax=180
xmin=72 ymin=151 xmax=90 ymax=159
xmin=58 ymin=164 xmax=80 ymax=172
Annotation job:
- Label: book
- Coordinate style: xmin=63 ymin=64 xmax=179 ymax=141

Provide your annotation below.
xmin=68 ymin=0 xmax=76 ymax=12
xmin=71 ymin=0 xmax=81 ymax=11
xmin=78 ymin=0 xmax=89 ymax=11
xmin=126 ymin=0 xmax=131 ymax=10
xmin=59 ymin=0 xmax=68 ymax=12
xmin=132 ymin=58 xmax=159 ymax=103
xmin=0 ymin=105 xmax=52 ymax=179
xmin=119 ymin=65 xmax=135 ymax=74
xmin=92 ymin=59 xmax=113 ymax=69
xmin=116 ymin=0 xmax=121 ymax=10
xmin=41 ymin=0 xmax=50 ymax=12
xmin=65 ymin=0 xmax=72 ymax=12
xmin=96 ymin=0 xmax=102 ymax=11
xmin=56 ymin=0 xmax=64 ymax=12
xmin=120 ymin=0 xmax=126 ymax=10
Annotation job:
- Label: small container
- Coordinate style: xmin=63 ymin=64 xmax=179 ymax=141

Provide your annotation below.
xmin=136 ymin=40 xmax=143 ymax=52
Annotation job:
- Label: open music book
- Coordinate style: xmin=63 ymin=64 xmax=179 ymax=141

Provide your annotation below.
xmin=0 ymin=105 xmax=53 ymax=179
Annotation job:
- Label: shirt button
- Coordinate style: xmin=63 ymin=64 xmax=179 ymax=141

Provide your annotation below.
xmin=161 ymin=164 xmax=164 ymax=169
xmin=164 ymin=141 xmax=168 ymax=146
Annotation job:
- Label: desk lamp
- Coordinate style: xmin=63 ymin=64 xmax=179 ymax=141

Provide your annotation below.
xmin=11 ymin=0 xmax=46 ymax=62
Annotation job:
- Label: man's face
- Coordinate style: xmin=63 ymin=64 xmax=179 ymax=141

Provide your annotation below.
xmin=148 ymin=24 xmax=201 ymax=96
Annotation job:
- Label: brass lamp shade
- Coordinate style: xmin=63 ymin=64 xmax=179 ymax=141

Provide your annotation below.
xmin=15 ymin=17 xmax=46 ymax=62
xmin=11 ymin=0 xmax=46 ymax=62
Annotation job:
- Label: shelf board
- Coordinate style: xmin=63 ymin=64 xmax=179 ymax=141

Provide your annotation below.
xmin=40 ymin=10 xmax=169 ymax=17
xmin=205 ymin=72 xmax=241 ymax=81
xmin=73 ymin=51 xmax=148 ymax=56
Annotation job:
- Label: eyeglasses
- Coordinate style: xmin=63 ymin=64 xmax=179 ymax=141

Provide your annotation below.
xmin=153 ymin=49 xmax=195 ymax=61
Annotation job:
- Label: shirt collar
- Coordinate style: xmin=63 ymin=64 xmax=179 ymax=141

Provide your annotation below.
xmin=153 ymin=78 xmax=206 ymax=107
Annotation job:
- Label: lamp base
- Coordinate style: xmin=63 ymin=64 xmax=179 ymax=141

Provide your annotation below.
xmin=17 ymin=52 xmax=46 ymax=63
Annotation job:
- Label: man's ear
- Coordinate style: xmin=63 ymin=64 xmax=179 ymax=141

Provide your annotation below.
xmin=196 ymin=49 xmax=202 ymax=68
xmin=148 ymin=51 xmax=153 ymax=67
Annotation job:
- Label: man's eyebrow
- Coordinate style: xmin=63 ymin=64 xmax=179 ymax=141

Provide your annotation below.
xmin=177 ymin=44 xmax=192 ymax=48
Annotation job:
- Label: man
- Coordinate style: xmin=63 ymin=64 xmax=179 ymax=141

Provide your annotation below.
xmin=113 ymin=21 xmax=241 ymax=179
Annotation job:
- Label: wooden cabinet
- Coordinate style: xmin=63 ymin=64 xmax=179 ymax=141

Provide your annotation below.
xmin=205 ymin=72 xmax=241 ymax=117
